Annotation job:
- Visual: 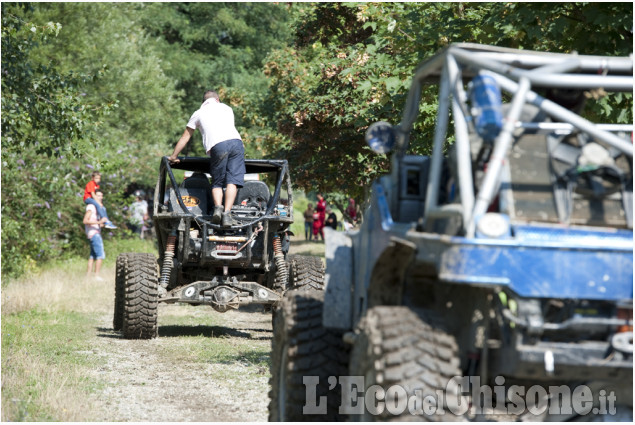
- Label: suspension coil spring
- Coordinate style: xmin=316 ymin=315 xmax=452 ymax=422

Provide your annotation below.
xmin=273 ymin=234 xmax=288 ymax=284
xmin=160 ymin=234 xmax=177 ymax=289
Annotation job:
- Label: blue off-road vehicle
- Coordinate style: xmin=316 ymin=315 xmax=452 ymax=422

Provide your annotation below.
xmin=270 ymin=44 xmax=632 ymax=421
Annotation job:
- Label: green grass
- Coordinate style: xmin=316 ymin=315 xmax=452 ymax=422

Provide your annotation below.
xmin=1 ymin=309 xmax=102 ymax=421
xmin=156 ymin=308 xmax=271 ymax=369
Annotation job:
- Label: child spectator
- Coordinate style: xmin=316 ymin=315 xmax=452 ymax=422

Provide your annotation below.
xmin=312 ymin=211 xmax=322 ymax=241
xmin=83 ymin=171 xmax=117 ymax=229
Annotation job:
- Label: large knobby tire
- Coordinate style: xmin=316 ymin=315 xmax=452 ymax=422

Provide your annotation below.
xmin=269 ymin=289 xmax=348 ymax=421
xmin=288 ymin=255 xmax=324 ymax=291
xmin=113 ymin=253 xmax=133 ymax=331
xmin=122 ymin=253 xmax=159 ymax=340
xmin=349 ymin=306 xmax=467 ymax=421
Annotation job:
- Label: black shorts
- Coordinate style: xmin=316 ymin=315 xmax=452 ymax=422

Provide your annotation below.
xmin=209 ymin=139 xmax=245 ymax=188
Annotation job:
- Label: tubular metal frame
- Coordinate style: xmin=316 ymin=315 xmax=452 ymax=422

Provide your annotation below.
xmin=398 ymin=44 xmax=634 ymax=236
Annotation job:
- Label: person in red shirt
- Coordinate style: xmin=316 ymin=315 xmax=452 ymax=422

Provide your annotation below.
xmin=83 ymin=171 xmax=117 ymax=229
xmin=345 ymin=197 xmax=357 ymax=225
xmin=314 ymin=193 xmax=326 ymax=241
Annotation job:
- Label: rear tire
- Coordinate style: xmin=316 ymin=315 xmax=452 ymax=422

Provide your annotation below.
xmin=288 ymin=255 xmax=324 ymax=290
xmin=122 ymin=253 xmax=159 ymax=339
xmin=349 ymin=306 xmax=467 ymax=421
xmin=269 ymin=289 xmax=348 ymax=421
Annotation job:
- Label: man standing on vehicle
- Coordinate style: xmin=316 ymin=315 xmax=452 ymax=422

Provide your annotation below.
xmin=168 ymin=90 xmax=245 ymax=228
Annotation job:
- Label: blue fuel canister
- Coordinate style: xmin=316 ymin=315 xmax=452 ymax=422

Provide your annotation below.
xmin=470 ymin=73 xmax=503 ymax=141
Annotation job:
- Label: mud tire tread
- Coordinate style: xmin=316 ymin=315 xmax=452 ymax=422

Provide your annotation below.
xmin=122 ymin=253 xmax=159 ymax=339
xmin=288 ymin=255 xmax=325 ymax=291
xmin=269 ymin=289 xmax=348 ymax=421
xmin=113 ymin=253 xmax=133 ymax=331
xmin=349 ymin=306 xmax=466 ymax=421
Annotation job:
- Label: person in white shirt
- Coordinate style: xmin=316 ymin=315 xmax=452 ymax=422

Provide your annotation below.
xmin=83 ymin=189 xmax=108 ymax=280
xmin=129 ymin=190 xmax=149 ymax=237
xmin=168 ymin=90 xmax=245 ymax=227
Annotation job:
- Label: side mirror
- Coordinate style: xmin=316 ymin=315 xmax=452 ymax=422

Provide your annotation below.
xmin=365 ymin=121 xmax=395 ymax=154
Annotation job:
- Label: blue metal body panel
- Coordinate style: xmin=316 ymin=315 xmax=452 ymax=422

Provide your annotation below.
xmin=413 ymin=224 xmax=633 ymax=300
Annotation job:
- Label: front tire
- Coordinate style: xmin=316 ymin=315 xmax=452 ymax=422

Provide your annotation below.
xmin=349 ymin=306 xmax=467 ymax=421
xmin=269 ymin=289 xmax=348 ymax=421
xmin=122 ymin=253 xmax=159 ymax=339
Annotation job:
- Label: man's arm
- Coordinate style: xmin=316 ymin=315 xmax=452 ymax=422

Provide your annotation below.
xmin=168 ymin=127 xmax=195 ymax=163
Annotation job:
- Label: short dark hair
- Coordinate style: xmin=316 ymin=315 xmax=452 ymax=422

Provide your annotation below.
xmin=95 ymin=189 xmax=103 ymax=196
xmin=92 ymin=171 xmax=101 ymax=177
xmin=203 ymin=90 xmax=219 ymax=102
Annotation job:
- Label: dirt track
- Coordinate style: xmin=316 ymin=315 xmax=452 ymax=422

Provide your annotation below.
xmin=88 ymin=237 xmax=324 ymax=421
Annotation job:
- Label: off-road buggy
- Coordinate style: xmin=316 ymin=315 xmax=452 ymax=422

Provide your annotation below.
xmin=270 ymin=43 xmax=633 ymax=421
xmin=113 ymin=156 xmax=323 ymax=339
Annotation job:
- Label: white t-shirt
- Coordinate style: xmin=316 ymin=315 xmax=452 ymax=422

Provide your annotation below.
xmin=130 ymin=200 xmax=148 ymax=226
xmin=85 ymin=204 xmax=100 ymax=239
xmin=187 ymin=99 xmax=242 ymax=153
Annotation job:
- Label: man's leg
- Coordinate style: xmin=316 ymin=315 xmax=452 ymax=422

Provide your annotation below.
xmin=211 ymin=188 xmax=224 ymax=224
xmin=224 ymin=184 xmax=238 ymax=211
xmin=93 ymin=235 xmax=105 ymax=280
xmin=87 ymin=258 xmax=94 ymax=275
xmin=212 ymin=187 xmax=224 ymax=207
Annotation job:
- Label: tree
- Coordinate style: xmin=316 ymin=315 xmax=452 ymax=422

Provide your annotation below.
xmin=26 ymin=2 xmax=184 ymax=186
xmin=261 ymin=2 xmax=633 ymax=201
xmin=134 ymin=2 xmax=295 ymax=158
xmin=1 ymin=6 xmax=111 ymax=277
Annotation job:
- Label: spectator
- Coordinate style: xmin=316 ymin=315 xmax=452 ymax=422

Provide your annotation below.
xmin=312 ymin=210 xmax=322 ymax=242
xmin=129 ymin=190 xmax=149 ymax=237
xmin=325 ymin=207 xmax=338 ymax=230
xmin=345 ymin=197 xmax=358 ymax=225
xmin=315 ymin=193 xmax=326 ymax=241
xmin=83 ymin=171 xmax=117 ymax=229
xmin=83 ymin=189 xmax=107 ymax=281
xmin=303 ymin=203 xmax=315 ymax=241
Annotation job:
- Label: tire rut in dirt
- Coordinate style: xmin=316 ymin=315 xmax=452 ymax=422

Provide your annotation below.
xmin=269 ymin=289 xmax=348 ymax=421
xmin=349 ymin=306 xmax=467 ymax=421
xmin=122 ymin=253 xmax=159 ymax=340
xmin=288 ymin=255 xmax=325 ymax=290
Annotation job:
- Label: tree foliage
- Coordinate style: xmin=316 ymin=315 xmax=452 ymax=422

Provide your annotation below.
xmin=1 ymin=7 xmax=111 ymax=276
xmin=133 ymin=2 xmax=295 ymax=158
xmin=261 ymin=2 xmax=633 ymax=200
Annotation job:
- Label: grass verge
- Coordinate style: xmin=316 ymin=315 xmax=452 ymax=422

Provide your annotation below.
xmin=1 ymin=309 xmax=102 ymax=421
xmin=0 ymin=239 xmax=155 ymax=421
xmin=1 ymin=236 xmax=272 ymax=421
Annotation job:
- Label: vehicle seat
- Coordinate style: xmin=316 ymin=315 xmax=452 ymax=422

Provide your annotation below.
xmin=176 ymin=172 xmax=212 ymax=215
xmin=235 ymin=180 xmax=271 ymax=209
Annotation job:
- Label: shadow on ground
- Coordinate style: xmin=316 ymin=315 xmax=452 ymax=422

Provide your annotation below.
xmin=96 ymin=325 xmax=271 ymax=340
